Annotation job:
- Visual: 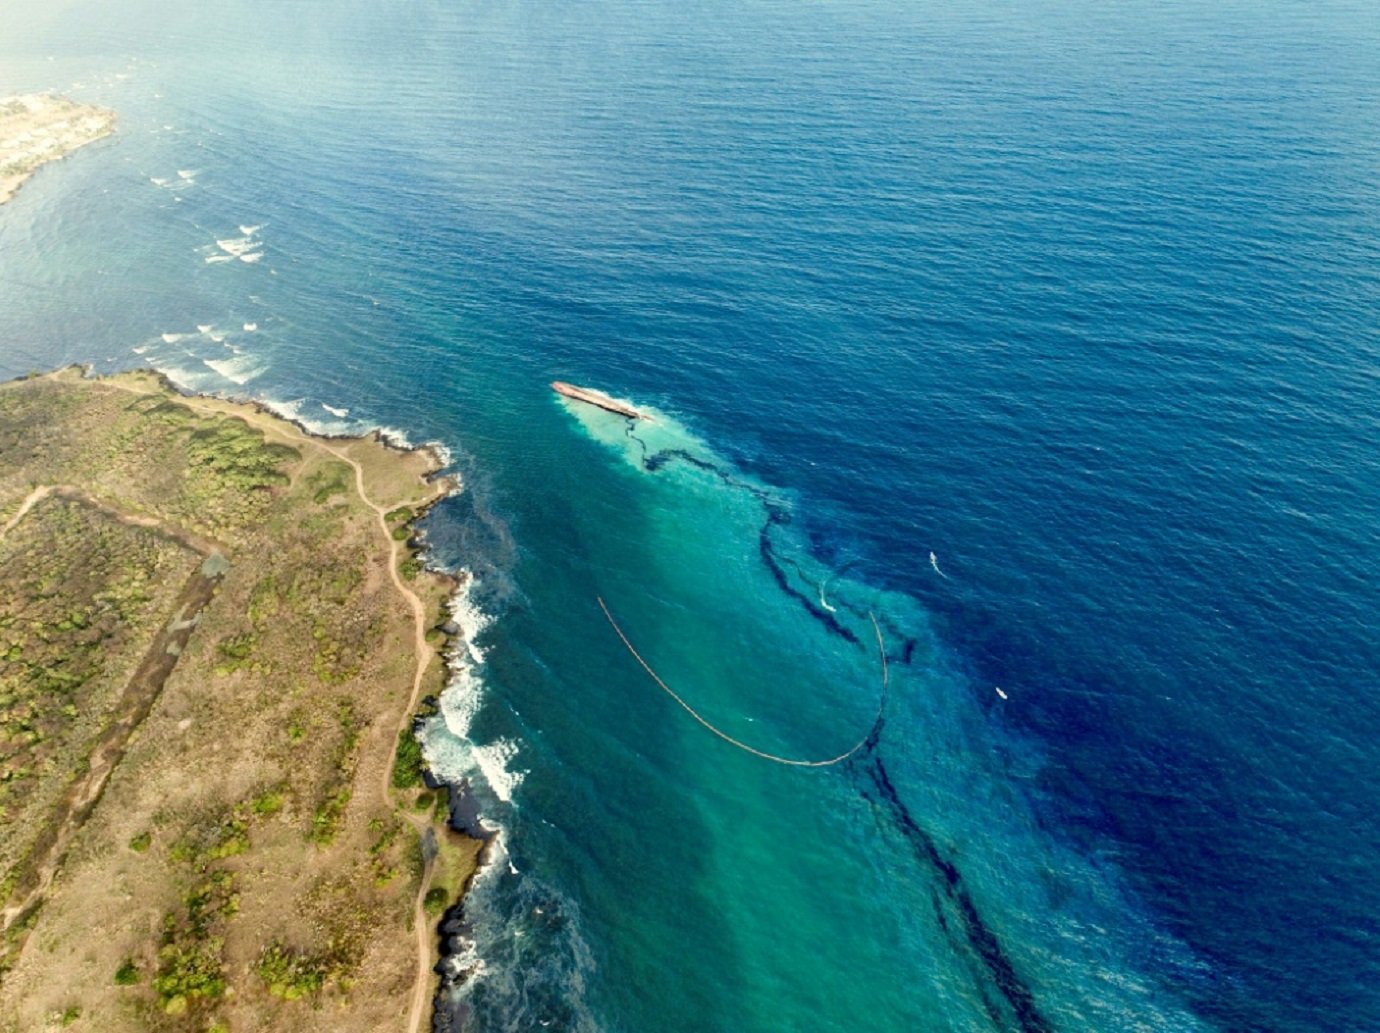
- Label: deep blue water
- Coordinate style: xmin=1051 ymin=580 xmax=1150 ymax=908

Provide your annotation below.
xmin=3 ymin=1 xmax=1380 ymax=1030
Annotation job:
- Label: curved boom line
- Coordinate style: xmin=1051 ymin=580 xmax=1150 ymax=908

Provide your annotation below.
xmin=596 ymin=595 xmax=888 ymax=768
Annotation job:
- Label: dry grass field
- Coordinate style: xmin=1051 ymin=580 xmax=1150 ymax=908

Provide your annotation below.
xmin=0 ymin=368 xmax=482 ymax=1033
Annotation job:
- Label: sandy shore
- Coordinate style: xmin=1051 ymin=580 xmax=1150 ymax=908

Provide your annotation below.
xmin=0 ymin=94 xmax=115 ymax=204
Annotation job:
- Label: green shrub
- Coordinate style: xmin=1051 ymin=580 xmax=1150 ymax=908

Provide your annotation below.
xmin=308 ymin=464 xmax=350 ymax=504
xmin=423 ymin=886 xmax=450 ymax=917
xmin=153 ymin=940 xmax=226 ymax=1007
xmin=168 ymin=812 xmax=249 ymax=867
xmin=257 ymin=943 xmax=332 ymax=1001
xmin=114 ymin=957 xmax=140 ymax=985
xmin=251 ymin=789 xmax=284 ymax=817
xmin=214 ymin=631 xmax=258 ymax=674
xmin=310 ymin=787 xmax=350 ymax=845
xmin=128 ymin=830 xmax=152 ymax=853
xmin=391 ymin=729 xmax=425 ymax=790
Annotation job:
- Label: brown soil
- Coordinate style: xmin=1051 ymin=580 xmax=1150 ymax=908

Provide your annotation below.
xmin=0 ymin=368 xmax=482 ymax=1033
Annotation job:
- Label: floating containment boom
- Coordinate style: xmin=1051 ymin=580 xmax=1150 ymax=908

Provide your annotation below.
xmin=552 ymin=381 xmax=649 ymax=420
xmin=596 ymin=595 xmax=889 ymax=768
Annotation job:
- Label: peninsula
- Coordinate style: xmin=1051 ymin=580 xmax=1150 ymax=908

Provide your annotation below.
xmin=0 ymin=368 xmax=482 ymax=1032
xmin=0 ymin=94 xmax=115 ymax=205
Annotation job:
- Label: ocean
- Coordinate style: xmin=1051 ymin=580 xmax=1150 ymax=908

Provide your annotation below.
xmin=3 ymin=1 xmax=1379 ymax=1030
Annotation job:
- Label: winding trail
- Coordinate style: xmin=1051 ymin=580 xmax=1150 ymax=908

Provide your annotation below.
xmin=318 ymin=440 xmax=442 ymax=1033
xmin=0 ymin=488 xmax=224 ymax=935
xmin=91 ymin=376 xmax=446 ymax=1033
xmin=0 ymin=484 xmax=53 ymax=539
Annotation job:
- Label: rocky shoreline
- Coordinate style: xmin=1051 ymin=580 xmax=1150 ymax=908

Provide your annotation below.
xmin=0 ymin=94 xmax=116 ymax=204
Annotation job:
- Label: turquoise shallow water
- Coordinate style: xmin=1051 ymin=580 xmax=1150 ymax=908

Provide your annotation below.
xmin=3 ymin=1 xmax=1380 ymax=1030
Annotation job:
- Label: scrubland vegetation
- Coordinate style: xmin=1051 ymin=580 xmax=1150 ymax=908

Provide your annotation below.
xmin=0 ymin=369 xmax=484 ymax=1033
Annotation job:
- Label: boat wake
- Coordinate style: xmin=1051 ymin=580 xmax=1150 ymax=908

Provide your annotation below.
xmin=818 ymin=572 xmax=838 ymax=613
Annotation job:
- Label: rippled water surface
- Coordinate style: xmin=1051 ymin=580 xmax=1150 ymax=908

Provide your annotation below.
xmin=3 ymin=1 xmax=1380 ymax=1030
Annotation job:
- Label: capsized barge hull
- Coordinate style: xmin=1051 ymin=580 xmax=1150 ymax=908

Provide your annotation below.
xmin=551 ymin=381 xmax=649 ymax=420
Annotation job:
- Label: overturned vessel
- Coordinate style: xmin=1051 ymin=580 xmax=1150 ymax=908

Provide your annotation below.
xmin=551 ymin=381 xmax=649 ymax=420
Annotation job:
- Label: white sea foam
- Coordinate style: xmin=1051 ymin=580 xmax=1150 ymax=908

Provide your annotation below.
xmin=150 ymin=176 xmax=170 ymax=187
xmin=238 ymin=224 xmax=262 ymax=236
xmin=152 ymin=362 xmax=218 ymax=394
xmin=196 ymin=324 xmax=213 ymax=334
xmin=132 ymin=345 xmax=148 ymax=355
xmin=420 ymin=576 xmax=525 ymax=805
xmin=447 ymin=584 xmax=494 ymax=669
xmin=204 ymin=354 xmax=264 ymax=386
xmin=216 ymin=236 xmax=256 ymax=256
xmin=238 ymin=251 xmax=264 ymax=264
xmin=436 ymin=821 xmax=599 ymax=1031
xmin=258 ymin=396 xmax=309 ymax=425
xmin=425 ymin=439 xmax=455 ymax=470
xmin=242 ymin=322 xmax=258 ymax=332
xmin=375 ymin=425 xmax=414 ymax=450
xmin=204 ymin=255 xmax=233 ymax=265
xmin=437 ymin=826 xmax=512 ymax=983
xmin=160 ymin=332 xmax=185 ymax=344
xmin=176 ymin=169 xmax=196 ymax=181
xmin=262 ymin=401 xmax=459 ymax=467
xmin=258 ymin=396 xmax=353 ymax=437
xmin=469 ymin=740 xmax=524 ymax=804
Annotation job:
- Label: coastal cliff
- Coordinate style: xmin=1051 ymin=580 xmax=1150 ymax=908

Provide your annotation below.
xmin=0 ymin=368 xmax=482 ymax=1032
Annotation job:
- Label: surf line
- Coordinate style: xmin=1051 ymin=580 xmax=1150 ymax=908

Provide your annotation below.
xmin=596 ymin=596 xmax=888 ymax=768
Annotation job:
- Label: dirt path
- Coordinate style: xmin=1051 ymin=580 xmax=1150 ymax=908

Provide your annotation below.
xmin=2 ymin=483 xmax=225 ymax=555
xmin=0 ymin=484 xmax=53 ymax=539
xmin=0 ymin=480 xmax=228 ymax=934
xmin=1 ymin=513 xmax=220 ymax=936
xmin=91 ymin=375 xmax=446 ymax=1031
xmin=319 ymin=441 xmax=441 ymax=1033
